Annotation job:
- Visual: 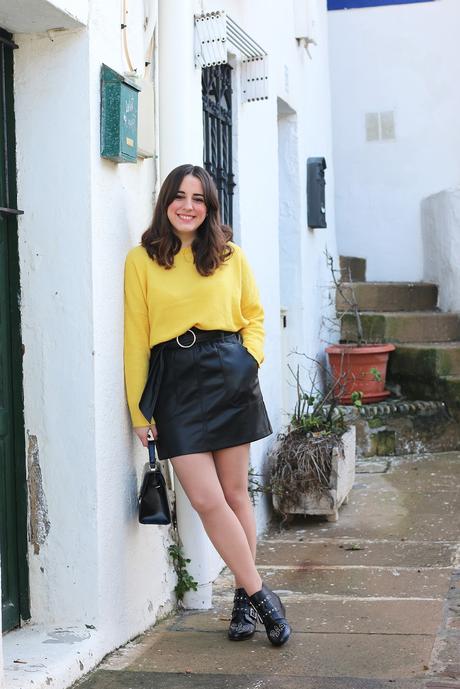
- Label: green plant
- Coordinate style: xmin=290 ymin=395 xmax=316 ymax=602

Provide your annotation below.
xmin=289 ymin=357 xmax=348 ymax=436
xmin=269 ymin=355 xmax=350 ymax=517
xmin=350 ymin=390 xmax=363 ymax=408
xmin=168 ymin=543 xmax=198 ymax=603
xmin=370 ymin=367 xmax=382 ymax=382
xmin=247 ymin=465 xmax=269 ymax=505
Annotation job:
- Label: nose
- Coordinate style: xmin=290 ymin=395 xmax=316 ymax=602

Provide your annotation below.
xmin=181 ymin=196 xmax=193 ymax=210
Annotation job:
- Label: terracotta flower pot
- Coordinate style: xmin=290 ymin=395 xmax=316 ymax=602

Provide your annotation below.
xmin=326 ymin=343 xmax=396 ymax=404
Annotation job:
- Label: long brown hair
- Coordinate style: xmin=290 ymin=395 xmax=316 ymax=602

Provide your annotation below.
xmin=141 ymin=164 xmax=233 ymax=276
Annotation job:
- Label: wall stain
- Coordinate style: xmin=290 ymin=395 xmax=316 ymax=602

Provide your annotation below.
xmin=27 ymin=433 xmax=50 ymax=554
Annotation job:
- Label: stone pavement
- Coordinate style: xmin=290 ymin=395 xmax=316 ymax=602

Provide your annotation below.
xmin=74 ymin=451 xmax=460 ymax=689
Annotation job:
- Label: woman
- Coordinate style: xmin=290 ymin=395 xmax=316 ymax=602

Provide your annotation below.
xmin=124 ymin=164 xmax=291 ymax=647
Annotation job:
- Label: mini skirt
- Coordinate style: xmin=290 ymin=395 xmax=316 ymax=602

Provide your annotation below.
xmin=139 ymin=328 xmax=273 ymax=460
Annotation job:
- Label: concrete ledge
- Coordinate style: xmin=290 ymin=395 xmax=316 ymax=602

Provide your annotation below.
xmin=2 ymin=624 xmax=106 ymax=689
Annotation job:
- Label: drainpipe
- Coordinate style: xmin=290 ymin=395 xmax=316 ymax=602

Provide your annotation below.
xmin=158 ymin=0 xmax=223 ymax=609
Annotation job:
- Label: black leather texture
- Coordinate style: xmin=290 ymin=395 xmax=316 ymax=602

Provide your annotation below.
xmin=138 ymin=466 xmax=171 ymax=525
xmin=143 ymin=330 xmax=272 ymax=460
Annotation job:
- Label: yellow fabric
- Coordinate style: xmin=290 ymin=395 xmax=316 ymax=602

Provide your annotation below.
xmin=124 ymin=241 xmax=265 ymax=427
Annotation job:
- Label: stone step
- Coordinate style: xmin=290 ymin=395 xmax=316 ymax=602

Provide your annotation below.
xmin=389 ymin=342 xmax=460 ymax=379
xmin=339 ymin=255 xmax=366 ymax=282
xmin=387 ymin=372 xmax=460 ymax=412
xmin=337 ymin=282 xmax=438 ymax=312
xmin=340 ymin=311 xmax=460 ymax=344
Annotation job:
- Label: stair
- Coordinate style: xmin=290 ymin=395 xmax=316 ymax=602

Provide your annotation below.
xmin=337 ymin=281 xmax=438 ymax=312
xmin=341 ymin=311 xmax=460 ymax=343
xmin=337 ymin=257 xmax=460 ymax=416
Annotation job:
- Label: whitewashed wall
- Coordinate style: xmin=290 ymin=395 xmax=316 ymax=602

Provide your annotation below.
xmin=204 ymin=0 xmax=338 ymax=467
xmin=328 ymin=0 xmax=460 ymax=282
xmin=422 ymin=188 xmax=460 ymax=312
xmin=88 ymin=0 xmax=176 ymax=652
xmin=0 ymin=0 xmax=87 ymax=32
xmin=2 ymin=3 xmax=174 ymax=689
xmin=1 ymin=0 xmax=338 ymax=686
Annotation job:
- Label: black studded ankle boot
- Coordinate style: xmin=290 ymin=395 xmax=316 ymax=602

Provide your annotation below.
xmin=228 ymin=587 xmax=257 ymax=641
xmin=249 ymin=583 xmax=291 ymax=646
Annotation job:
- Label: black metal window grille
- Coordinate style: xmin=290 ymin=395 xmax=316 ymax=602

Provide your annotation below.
xmin=202 ymin=63 xmax=235 ymax=226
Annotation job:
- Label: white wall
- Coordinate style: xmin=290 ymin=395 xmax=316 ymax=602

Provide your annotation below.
xmin=2 ymin=3 xmax=174 ymax=688
xmin=328 ymin=0 xmax=460 ymax=282
xmin=0 ymin=0 xmax=87 ymax=33
xmin=15 ymin=26 xmax=97 ymax=628
xmin=422 ymin=187 xmax=460 ymax=312
xmin=2 ymin=0 xmax=338 ymax=685
xmin=202 ymin=0 xmax=338 ymax=527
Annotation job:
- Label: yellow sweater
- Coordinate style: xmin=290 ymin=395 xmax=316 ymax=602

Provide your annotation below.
xmin=124 ymin=241 xmax=265 ymax=426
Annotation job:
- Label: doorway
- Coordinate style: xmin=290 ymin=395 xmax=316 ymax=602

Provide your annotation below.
xmin=0 ymin=27 xmax=29 ymax=633
xmin=277 ymin=99 xmax=302 ymax=420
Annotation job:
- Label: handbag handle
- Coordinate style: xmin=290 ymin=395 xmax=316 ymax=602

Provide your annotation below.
xmin=147 ymin=428 xmax=156 ymax=469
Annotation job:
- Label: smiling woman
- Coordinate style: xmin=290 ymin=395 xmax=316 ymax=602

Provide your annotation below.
xmin=166 ymin=175 xmax=207 ymax=245
xmin=124 ymin=163 xmax=291 ymax=647
xmin=140 ymin=164 xmax=233 ymax=275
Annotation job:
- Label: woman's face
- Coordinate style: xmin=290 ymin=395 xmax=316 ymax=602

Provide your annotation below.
xmin=167 ymin=174 xmax=207 ymax=244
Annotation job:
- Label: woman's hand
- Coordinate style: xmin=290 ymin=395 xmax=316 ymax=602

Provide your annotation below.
xmin=133 ymin=425 xmax=158 ymax=447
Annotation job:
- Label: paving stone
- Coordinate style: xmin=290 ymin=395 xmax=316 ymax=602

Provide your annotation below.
xmin=76 ymin=669 xmax=425 ymax=689
xmin=284 ymin=454 xmax=460 ymax=542
xmin=255 ymin=540 xmax=455 ymax=568
xmin=239 ymin=565 xmax=450 ymax=599
xmin=71 ymin=451 xmax=460 ymax=689
xmin=356 ymin=459 xmax=390 ymax=473
xmin=119 ymin=629 xmax=434 ymax=680
xmin=170 ymin=598 xmax=444 ymax=635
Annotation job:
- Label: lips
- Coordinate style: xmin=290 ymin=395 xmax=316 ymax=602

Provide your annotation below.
xmin=177 ymin=214 xmax=195 ymax=221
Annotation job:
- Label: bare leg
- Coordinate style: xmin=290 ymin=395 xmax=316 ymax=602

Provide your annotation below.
xmin=213 ymin=444 xmax=256 ymax=588
xmin=170 ymin=452 xmax=262 ymax=596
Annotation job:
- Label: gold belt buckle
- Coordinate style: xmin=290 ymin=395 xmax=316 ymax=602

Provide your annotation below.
xmin=176 ymin=329 xmax=197 ymax=349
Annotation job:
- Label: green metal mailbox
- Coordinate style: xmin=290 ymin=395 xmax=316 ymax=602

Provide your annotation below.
xmin=100 ymin=64 xmax=140 ymax=163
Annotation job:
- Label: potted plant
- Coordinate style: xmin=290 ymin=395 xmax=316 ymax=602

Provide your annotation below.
xmin=324 ymin=252 xmax=395 ymax=405
xmin=269 ymin=358 xmax=356 ymax=523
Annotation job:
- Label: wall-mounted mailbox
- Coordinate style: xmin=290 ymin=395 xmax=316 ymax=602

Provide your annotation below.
xmin=100 ymin=64 xmax=140 ymax=163
xmin=307 ymin=157 xmax=327 ymax=228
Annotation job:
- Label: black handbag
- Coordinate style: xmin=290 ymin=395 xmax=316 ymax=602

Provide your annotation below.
xmin=138 ymin=432 xmax=171 ymax=525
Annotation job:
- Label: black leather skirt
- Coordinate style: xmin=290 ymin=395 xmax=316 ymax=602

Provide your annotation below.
xmin=139 ymin=329 xmax=273 ymax=460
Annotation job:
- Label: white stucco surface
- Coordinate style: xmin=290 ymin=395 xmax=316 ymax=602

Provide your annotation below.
xmin=422 ymin=188 xmax=460 ymax=312
xmin=88 ymin=0 xmax=175 ymax=655
xmin=0 ymin=0 xmax=87 ymax=33
xmin=1 ymin=0 xmax=338 ymax=686
xmin=328 ymin=0 xmax=460 ymax=282
xmin=15 ymin=27 xmax=97 ymax=627
xmin=3 ymin=4 xmax=174 ymax=689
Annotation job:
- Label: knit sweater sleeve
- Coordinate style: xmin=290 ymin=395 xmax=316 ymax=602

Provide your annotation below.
xmin=124 ymin=249 xmax=153 ymax=427
xmin=239 ymin=249 xmax=265 ymax=366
